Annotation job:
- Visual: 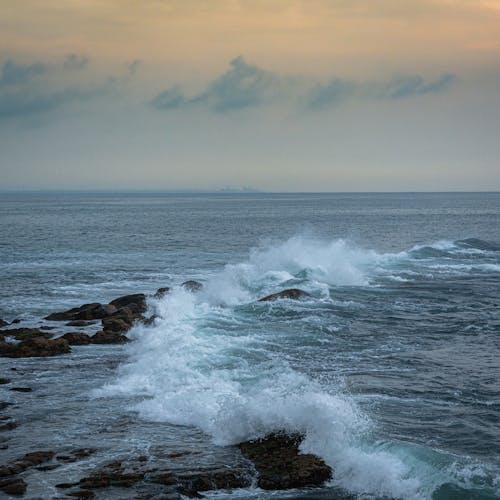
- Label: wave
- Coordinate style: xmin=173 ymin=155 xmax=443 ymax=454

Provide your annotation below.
xmin=96 ymin=235 xmax=499 ymax=499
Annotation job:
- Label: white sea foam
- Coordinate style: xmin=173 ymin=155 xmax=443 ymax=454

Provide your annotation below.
xmin=96 ymin=235 xmax=498 ymax=499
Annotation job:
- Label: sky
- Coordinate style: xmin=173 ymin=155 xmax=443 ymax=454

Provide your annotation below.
xmin=1 ymin=0 xmax=499 ymax=191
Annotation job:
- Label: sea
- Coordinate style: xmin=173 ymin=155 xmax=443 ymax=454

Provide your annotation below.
xmin=0 ymin=191 xmax=499 ymax=499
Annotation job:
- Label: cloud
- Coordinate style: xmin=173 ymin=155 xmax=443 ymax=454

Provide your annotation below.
xmin=307 ymin=79 xmax=356 ymax=110
xmin=128 ymin=59 xmax=142 ymax=76
xmin=0 ymin=60 xmax=47 ymax=86
xmin=383 ymin=73 xmax=457 ymax=99
xmin=63 ymin=54 xmax=89 ymax=71
xmin=0 ymin=56 xmax=120 ymax=123
xmin=151 ymin=56 xmax=279 ymax=112
xmin=152 ymin=57 xmax=457 ymax=114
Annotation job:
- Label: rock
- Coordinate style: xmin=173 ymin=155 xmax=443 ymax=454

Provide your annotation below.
xmin=91 ymin=330 xmax=129 ymax=344
xmin=40 ymin=325 xmax=56 ymax=330
xmin=61 ymin=332 xmax=92 ymax=345
xmin=66 ymin=320 xmax=95 ymax=327
xmin=181 ymin=281 xmax=203 ymax=292
xmin=238 ymin=433 xmax=332 ymax=490
xmin=0 ymin=337 xmax=70 ymax=358
xmin=10 ymin=319 xmax=21 ymax=325
xmin=45 ymin=303 xmax=117 ymax=321
xmin=67 ymin=489 xmax=95 ymax=498
xmin=78 ymin=470 xmax=145 ymax=489
xmin=154 ymin=287 xmax=171 ymax=298
xmin=0 ymin=450 xmax=55 ymax=477
xmin=0 ymin=328 xmax=51 ymax=341
xmin=109 ymin=294 xmax=147 ymax=315
xmin=258 ymin=288 xmax=311 ymax=302
xmin=0 ymin=419 xmax=18 ymax=431
xmin=56 ymin=448 xmax=96 ymax=463
xmin=101 ymin=317 xmax=131 ymax=333
xmin=169 ymin=468 xmax=250 ymax=496
xmin=0 ymin=477 xmax=27 ymax=495
xmin=9 ymin=387 xmax=32 ymax=392
xmin=0 ymin=378 xmax=11 ymax=385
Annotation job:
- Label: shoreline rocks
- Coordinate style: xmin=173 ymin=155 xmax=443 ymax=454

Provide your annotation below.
xmin=238 ymin=433 xmax=332 ymax=490
xmin=258 ymin=288 xmax=311 ymax=302
xmin=0 ymin=337 xmax=71 ymax=358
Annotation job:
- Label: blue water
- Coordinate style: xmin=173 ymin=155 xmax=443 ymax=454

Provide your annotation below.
xmin=0 ymin=192 xmax=499 ymax=499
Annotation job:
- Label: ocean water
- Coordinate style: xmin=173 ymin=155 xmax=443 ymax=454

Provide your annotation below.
xmin=0 ymin=192 xmax=499 ymax=499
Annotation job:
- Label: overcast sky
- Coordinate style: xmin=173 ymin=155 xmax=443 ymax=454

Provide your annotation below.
xmin=1 ymin=0 xmax=499 ymax=191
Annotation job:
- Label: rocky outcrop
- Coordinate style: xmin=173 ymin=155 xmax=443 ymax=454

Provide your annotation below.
xmin=0 ymin=451 xmax=55 ymax=477
xmin=45 ymin=303 xmax=118 ymax=321
xmin=91 ymin=330 xmax=129 ymax=344
xmin=0 ymin=337 xmax=70 ymax=358
xmin=258 ymin=288 xmax=311 ymax=302
xmin=0 ymin=328 xmax=50 ymax=341
xmin=0 ymin=477 xmax=26 ymax=496
xmin=181 ymin=280 xmax=203 ymax=292
xmin=108 ymin=294 xmax=147 ymax=315
xmin=154 ymin=287 xmax=171 ymax=298
xmin=61 ymin=332 xmax=92 ymax=345
xmin=238 ymin=433 xmax=332 ymax=490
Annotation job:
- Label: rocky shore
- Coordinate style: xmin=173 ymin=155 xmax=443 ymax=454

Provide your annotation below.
xmin=0 ymin=283 xmax=342 ymax=498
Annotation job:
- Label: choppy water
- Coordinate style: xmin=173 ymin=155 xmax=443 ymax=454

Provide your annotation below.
xmin=0 ymin=192 xmax=499 ymax=499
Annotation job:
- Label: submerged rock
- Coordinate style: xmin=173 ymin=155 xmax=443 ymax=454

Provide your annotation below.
xmin=66 ymin=320 xmax=95 ymax=327
xmin=238 ymin=433 xmax=332 ymax=490
xmin=0 ymin=477 xmax=26 ymax=496
xmin=181 ymin=280 xmax=203 ymax=292
xmin=0 ymin=450 xmax=55 ymax=477
xmin=62 ymin=332 xmax=92 ymax=345
xmin=0 ymin=337 xmax=70 ymax=358
xmin=258 ymin=288 xmax=311 ymax=302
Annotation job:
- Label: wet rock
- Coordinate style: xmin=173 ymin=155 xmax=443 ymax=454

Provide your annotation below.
xmin=0 ymin=328 xmax=51 ymax=341
xmin=0 ymin=337 xmax=70 ymax=358
xmin=91 ymin=330 xmax=129 ymax=344
xmin=181 ymin=281 xmax=203 ymax=292
xmin=0 ymin=477 xmax=27 ymax=495
xmin=258 ymin=288 xmax=311 ymax=302
xmin=40 ymin=325 xmax=56 ymax=330
xmin=238 ymin=433 xmax=332 ymax=490
xmin=101 ymin=317 xmax=131 ymax=333
xmin=109 ymin=294 xmax=147 ymax=315
xmin=172 ymin=468 xmax=250 ymax=496
xmin=78 ymin=470 xmax=145 ymax=489
xmin=154 ymin=287 xmax=171 ymax=298
xmin=66 ymin=320 xmax=95 ymax=327
xmin=45 ymin=303 xmax=118 ymax=321
xmin=0 ymin=419 xmax=18 ymax=431
xmin=9 ymin=387 xmax=32 ymax=392
xmin=67 ymin=489 xmax=95 ymax=498
xmin=56 ymin=448 xmax=96 ymax=463
xmin=62 ymin=332 xmax=92 ymax=345
xmin=142 ymin=315 xmax=158 ymax=326
xmin=0 ymin=378 xmax=11 ymax=385
xmin=0 ymin=450 xmax=55 ymax=477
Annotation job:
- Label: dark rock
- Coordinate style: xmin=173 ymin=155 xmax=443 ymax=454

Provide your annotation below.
xmin=0 ymin=450 xmax=55 ymax=477
xmin=109 ymin=294 xmax=147 ymax=315
xmin=40 ymin=325 xmax=56 ymax=330
xmin=258 ymin=288 xmax=312 ymax=302
xmin=91 ymin=330 xmax=129 ymax=344
xmin=10 ymin=319 xmax=21 ymax=325
xmin=79 ymin=470 xmax=145 ymax=489
xmin=0 ymin=337 xmax=70 ymax=358
xmin=45 ymin=303 xmax=118 ymax=321
xmin=101 ymin=317 xmax=131 ymax=333
xmin=62 ymin=332 xmax=92 ymax=345
xmin=181 ymin=281 xmax=203 ymax=292
xmin=0 ymin=378 xmax=11 ymax=385
xmin=238 ymin=433 xmax=332 ymax=490
xmin=67 ymin=490 xmax=95 ymax=498
xmin=154 ymin=287 xmax=171 ymax=298
xmin=56 ymin=448 xmax=96 ymax=463
xmin=0 ymin=328 xmax=51 ymax=341
xmin=0 ymin=477 xmax=27 ymax=495
xmin=0 ymin=419 xmax=18 ymax=431
xmin=174 ymin=468 xmax=250 ymax=495
xmin=66 ymin=320 xmax=95 ymax=327
xmin=9 ymin=387 xmax=32 ymax=392
xmin=142 ymin=315 xmax=158 ymax=326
